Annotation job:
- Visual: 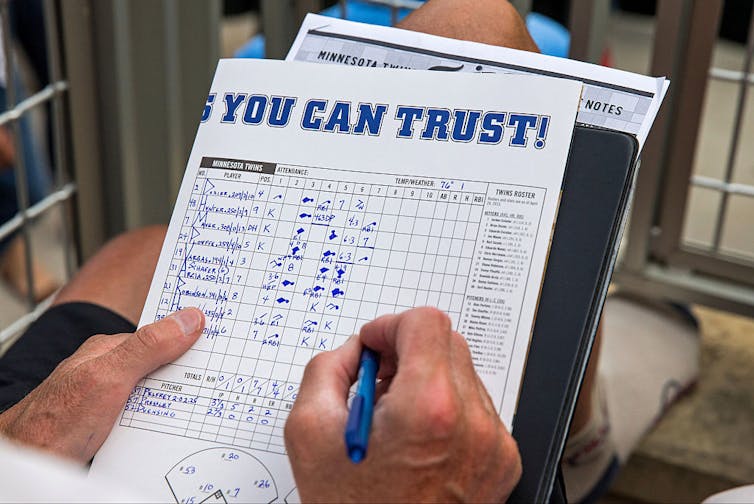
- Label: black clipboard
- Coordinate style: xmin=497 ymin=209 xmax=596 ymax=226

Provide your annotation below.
xmin=509 ymin=126 xmax=639 ymax=503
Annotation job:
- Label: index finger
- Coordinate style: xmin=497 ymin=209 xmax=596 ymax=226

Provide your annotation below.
xmin=295 ymin=334 xmax=362 ymax=410
xmin=359 ymin=307 xmax=453 ymax=382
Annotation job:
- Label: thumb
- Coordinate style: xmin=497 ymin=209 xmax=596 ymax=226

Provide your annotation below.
xmin=102 ymin=308 xmax=205 ymax=381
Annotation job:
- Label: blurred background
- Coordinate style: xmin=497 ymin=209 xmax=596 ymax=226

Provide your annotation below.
xmin=0 ymin=1 xmax=751 ymax=502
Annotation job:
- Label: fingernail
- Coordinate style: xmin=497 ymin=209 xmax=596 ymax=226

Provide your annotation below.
xmin=171 ymin=308 xmax=203 ymax=336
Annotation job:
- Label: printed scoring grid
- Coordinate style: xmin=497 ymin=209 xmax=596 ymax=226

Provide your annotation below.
xmin=121 ymin=162 xmax=487 ymax=454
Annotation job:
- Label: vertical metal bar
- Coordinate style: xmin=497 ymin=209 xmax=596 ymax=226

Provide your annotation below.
xmin=109 ymin=0 xmax=141 ymax=229
xmin=340 ymin=0 xmax=347 ymax=19
xmin=1 ymin=0 xmax=36 ymax=307
xmin=262 ymin=0 xmax=290 ymax=59
xmin=43 ymin=0 xmax=76 ymax=277
xmin=59 ymin=0 xmax=108 ymax=259
xmin=711 ymin=11 xmax=754 ymax=251
xmin=568 ymin=0 xmax=591 ymax=61
xmin=74 ymin=0 xmax=219 ymax=234
xmin=652 ymin=0 xmax=724 ymax=258
xmin=294 ymin=1 xmax=320 ymax=35
xmin=263 ymin=0 xmax=317 ymax=58
xmin=163 ymin=0 xmax=183 ymax=199
xmin=42 ymin=1 xmax=65 ymax=190
xmin=174 ymin=1 xmax=219 ymax=196
xmin=568 ymin=0 xmax=608 ymax=64
xmin=621 ymin=0 xmax=693 ymax=272
xmin=391 ymin=5 xmax=398 ymax=26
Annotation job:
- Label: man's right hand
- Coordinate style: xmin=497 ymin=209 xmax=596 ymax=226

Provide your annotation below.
xmin=285 ymin=307 xmax=522 ymax=502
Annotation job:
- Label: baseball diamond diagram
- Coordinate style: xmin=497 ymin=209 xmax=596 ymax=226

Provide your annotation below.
xmin=165 ymin=448 xmax=278 ymax=503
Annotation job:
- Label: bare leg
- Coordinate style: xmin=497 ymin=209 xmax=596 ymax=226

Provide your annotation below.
xmin=1 ymin=236 xmax=60 ymax=302
xmin=52 ymin=225 xmax=167 ymax=325
xmin=397 ymin=0 xmax=539 ymax=52
xmin=571 ymin=325 xmax=603 ymax=433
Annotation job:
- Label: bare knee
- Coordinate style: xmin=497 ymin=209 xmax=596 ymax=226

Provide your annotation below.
xmin=52 ymin=225 xmax=168 ymax=324
xmin=79 ymin=225 xmax=168 ymax=279
xmin=398 ymin=0 xmax=539 ymax=52
xmin=104 ymin=225 xmax=168 ymax=258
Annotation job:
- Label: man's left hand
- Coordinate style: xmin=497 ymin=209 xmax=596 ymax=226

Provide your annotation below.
xmin=0 ymin=307 xmax=204 ymax=463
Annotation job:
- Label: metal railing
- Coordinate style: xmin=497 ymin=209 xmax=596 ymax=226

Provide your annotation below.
xmin=618 ymin=0 xmax=754 ymax=316
xmin=0 ymin=0 xmax=77 ymax=347
xmin=0 ymin=0 xmax=221 ymax=346
xmin=262 ymin=0 xmax=754 ymax=316
xmin=3 ymin=0 xmax=753 ymax=348
xmin=693 ymin=10 xmax=754 ymax=256
xmin=59 ymin=0 xmax=219 ymax=251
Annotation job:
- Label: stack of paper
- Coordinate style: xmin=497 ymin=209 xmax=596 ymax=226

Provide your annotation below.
xmin=91 ymin=16 xmax=666 ymax=503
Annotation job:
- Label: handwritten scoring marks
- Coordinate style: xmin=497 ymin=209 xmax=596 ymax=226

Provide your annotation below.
xmin=165 ymin=448 xmax=277 ymax=504
xmin=121 ymin=158 xmax=544 ymax=451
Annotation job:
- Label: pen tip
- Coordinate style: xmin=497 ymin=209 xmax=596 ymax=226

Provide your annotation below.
xmin=349 ymin=447 xmax=365 ymax=463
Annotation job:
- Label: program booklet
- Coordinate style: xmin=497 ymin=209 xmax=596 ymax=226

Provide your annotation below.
xmin=90 ymin=59 xmax=582 ymax=503
xmin=288 ymin=14 xmax=668 ymax=152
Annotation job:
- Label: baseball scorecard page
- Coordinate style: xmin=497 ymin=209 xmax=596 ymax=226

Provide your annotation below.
xmin=90 ymin=59 xmax=582 ymax=503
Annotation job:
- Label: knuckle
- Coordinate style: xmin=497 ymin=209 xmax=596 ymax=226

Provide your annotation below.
xmin=490 ymin=425 xmax=522 ymax=482
xmin=416 ymin=379 xmax=461 ymax=440
xmin=76 ymin=334 xmax=108 ymax=353
xmin=412 ymin=306 xmax=451 ymax=327
xmin=284 ymin=404 xmax=318 ymax=453
xmin=403 ymin=307 xmax=453 ymax=346
xmin=473 ymin=412 xmax=502 ymax=448
xmin=450 ymin=330 xmax=474 ymax=360
xmin=503 ymin=433 xmax=523 ymax=481
xmin=84 ymin=334 xmax=107 ymax=345
xmin=134 ymin=324 xmax=163 ymax=351
xmin=283 ymin=408 xmax=300 ymax=444
xmin=503 ymin=429 xmax=520 ymax=460
xmin=54 ymin=353 xmax=78 ymax=372
xmin=284 ymin=403 xmax=306 ymax=433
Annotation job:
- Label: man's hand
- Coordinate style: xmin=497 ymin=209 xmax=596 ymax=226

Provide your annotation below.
xmin=0 ymin=308 xmax=204 ymax=463
xmin=286 ymin=307 xmax=522 ymax=502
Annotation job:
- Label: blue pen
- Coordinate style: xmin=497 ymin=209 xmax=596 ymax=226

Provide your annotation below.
xmin=344 ymin=347 xmax=380 ymax=463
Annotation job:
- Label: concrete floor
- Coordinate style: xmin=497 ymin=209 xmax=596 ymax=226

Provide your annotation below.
xmin=607 ymin=304 xmax=754 ymax=503
xmin=0 ymin=8 xmax=752 ymax=502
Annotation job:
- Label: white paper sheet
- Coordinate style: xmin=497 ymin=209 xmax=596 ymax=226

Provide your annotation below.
xmin=287 ymin=14 xmax=668 ymax=151
xmin=90 ymin=59 xmax=581 ymax=503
